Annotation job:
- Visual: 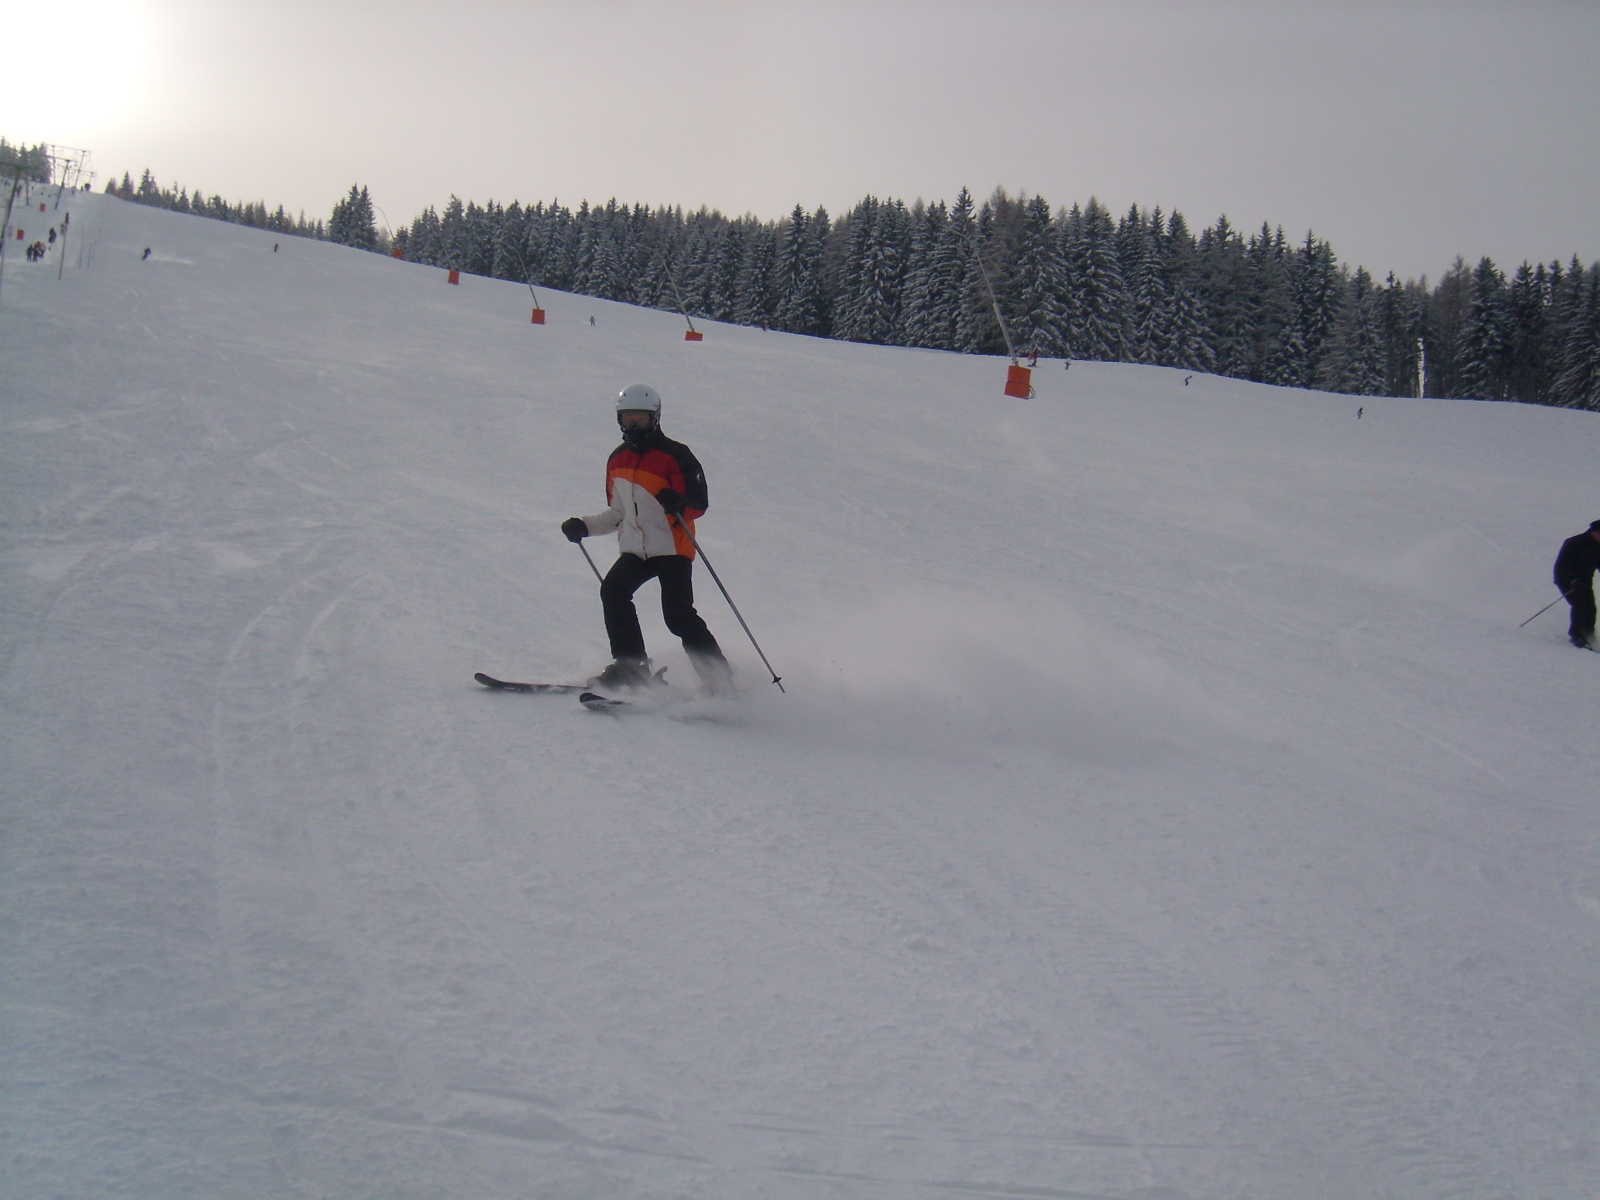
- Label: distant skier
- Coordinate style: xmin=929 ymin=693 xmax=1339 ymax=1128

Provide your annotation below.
xmin=141 ymin=247 xmax=151 ymax=260
xmin=561 ymin=384 xmax=734 ymax=693
xmin=1553 ymin=520 xmax=1600 ymax=648
xmin=1357 ymin=406 xmax=1364 ymax=419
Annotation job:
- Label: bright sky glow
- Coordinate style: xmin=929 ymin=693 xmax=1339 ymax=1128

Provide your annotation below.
xmin=4 ymin=0 xmax=1597 ymax=281
xmin=0 ymin=0 xmax=147 ymax=140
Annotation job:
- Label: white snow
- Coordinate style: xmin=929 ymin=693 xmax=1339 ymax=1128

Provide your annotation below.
xmin=2 ymin=193 xmax=1597 ymax=1200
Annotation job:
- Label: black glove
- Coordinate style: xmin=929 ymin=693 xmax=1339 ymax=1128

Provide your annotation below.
xmin=561 ymin=517 xmax=587 ymax=543
xmin=655 ymin=488 xmax=685 ymax=516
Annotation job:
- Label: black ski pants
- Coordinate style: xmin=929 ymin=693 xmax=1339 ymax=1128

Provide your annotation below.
xmin=601 ymin=553 xmax=722 ymax=662
xmin=1567 ymin=583 xmax=1596 ymax=642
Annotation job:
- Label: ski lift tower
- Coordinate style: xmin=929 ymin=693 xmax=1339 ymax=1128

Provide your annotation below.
xmin=45 ymin=145 xmax=92 ymax=207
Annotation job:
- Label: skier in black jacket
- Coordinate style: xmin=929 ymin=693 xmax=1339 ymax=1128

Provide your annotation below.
xmin=1553 ymin=520 xmax=1600 ymax=648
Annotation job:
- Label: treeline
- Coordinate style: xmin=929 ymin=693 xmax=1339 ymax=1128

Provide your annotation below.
xmin=104 ymin=169 xmax=330 ymax=241
xmin=396 ymin=187 xmax=1600 ymax=410
xmin=1 ymin=138 xmax=52 ymax=183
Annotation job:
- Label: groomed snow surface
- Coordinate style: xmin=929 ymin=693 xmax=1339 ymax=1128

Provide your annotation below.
xmin=2 ymin=194 xmax=1597 ymax=1200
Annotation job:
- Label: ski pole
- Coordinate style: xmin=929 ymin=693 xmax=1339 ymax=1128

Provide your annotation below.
xmin=1519 ymin=587 xmax=1574 ymax=629
xmin=575 ymin=539 xmax=604 ymax=584
xmin=671 ymin=516 xmax=784 ymax=692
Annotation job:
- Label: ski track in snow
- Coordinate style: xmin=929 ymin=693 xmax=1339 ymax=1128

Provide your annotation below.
xmin=1 ymin=193 xmax=1597 ymax=1199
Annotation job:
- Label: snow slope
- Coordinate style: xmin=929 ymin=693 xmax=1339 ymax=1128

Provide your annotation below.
xmin=2 ymin=193 xmax=1597 ymax=1200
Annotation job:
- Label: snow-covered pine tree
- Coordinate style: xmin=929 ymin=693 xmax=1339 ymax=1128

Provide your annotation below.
xmin=620 ymin=203 xmax=653 ymax=301
xmin=354 ymin=186 xmax=377 ymax=250
xmin=1013 ymin=194 xmax=1068 ymax=358
xmin=1317 ymin=267 xmax=1385 ymax=395
xmin=735 ymin=221 xmax=779 ymax=328
xmin=1066 ymin=198 xmax=1128 ymax=362
xmin=896 ymin=200 xmax=941 ymax=348
xmin=981 ymin=189 xmax=1027 ymax=348
xmin=328 ymin=184 xmax=377 ymax=250
xmin=1244 ymin=223 xmax=1294 ymax=384
xmin=833 ymin=197 xmax=911 ymax=344
xmin=1550 ymin=257 xmax=1600 ymax=409
xmin=636 ymin=205 xmax=683 ymax=311
xmin=773 ymin=205 xmax=811 ymax=334
xmin=491 ymin=200 xmax=526 ymax=280
xmin=1160 ymin=211 xmax=1214 ymax=373
xmin=1284 ymin=232 xmax=1342 ymax=388
xmin=405 ymin=206 xmax=440 ymax=265
xmin=530 ymin=201 xmax=573 ymax=291
xmin=805 ymin=206 xmax=835 ymax=336
xmin=1196 ymin=216 xmax=1253 ymax=377
xmin=926 ymin=188 xmax=974 ymax=352
xmin=571 ymin=202 xmax=601 ymax=294
xmin=434 ymin=196 xmax=467 ymax=271
xmin=590 ymin=225 xmax=626 ymax=302
xmin=328 ymin=191 xmax=349 ymax=245
xmin=1421 ymin=256 xmax=1470 ymax=398
xmin=1457 ymin=257 xmax=1510 ymax=400
xmin=676 ymin=217 xmax=714 ymax=317
xmin=958 ymin=195 xmax=1007 ymax=355
xmin=873 ymin=198 xmax=914 ymax=343
xmin=1377 ymin=272 xmax=1424 ymax=398
xmin=1548 ymin=262 xmax=1600 ymax=412
xmin=1505 ymin=261 xmax=1551 ymax=404
xmin=1119 ymin=205 xmax=1167 ymax=364
xmin=831 ymin=197 xmax=876 ymax=342
xmin=709 ymin=219 xmax=746 ymax=323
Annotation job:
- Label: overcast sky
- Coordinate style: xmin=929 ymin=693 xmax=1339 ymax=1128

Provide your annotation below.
xmin=5 ymin=0 xmax=1596 ymax=281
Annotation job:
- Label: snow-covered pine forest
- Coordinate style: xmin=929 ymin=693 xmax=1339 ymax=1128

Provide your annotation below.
xmin=391 ymin=187 xmax=1600 ymax=410
xmin=97 ymin=166 xmax=331 ymax=243
xmin=88 ymin=156 xmax=1600 ymax=413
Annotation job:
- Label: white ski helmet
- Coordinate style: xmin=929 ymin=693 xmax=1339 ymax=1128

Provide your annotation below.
xmin=616 ymin=383 xmax=662 ymax=417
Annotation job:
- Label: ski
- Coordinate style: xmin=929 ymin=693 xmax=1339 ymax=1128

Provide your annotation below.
xmin=578 ymin=691 xmax=630 ymax=712
xmin=475 ymin=672 xmax=586 ymax=694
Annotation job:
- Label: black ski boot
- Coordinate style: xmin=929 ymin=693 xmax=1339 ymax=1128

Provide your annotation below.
xmin=589 ymin=657 xmax=653 ymax=690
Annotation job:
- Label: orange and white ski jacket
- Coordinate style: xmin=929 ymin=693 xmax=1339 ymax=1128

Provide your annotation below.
xmin=581 ymin=432 xmax=708 ymax=560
